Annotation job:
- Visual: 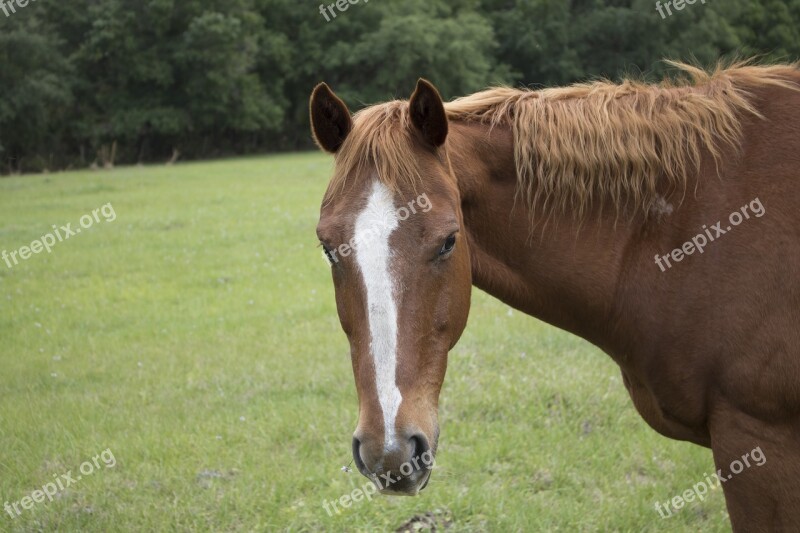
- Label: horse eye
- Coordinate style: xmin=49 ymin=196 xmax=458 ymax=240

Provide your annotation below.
xmin=439 ymin=234 xmax=457 ymax=256
xmin=321 ymin=244 xmax=336 ymax=265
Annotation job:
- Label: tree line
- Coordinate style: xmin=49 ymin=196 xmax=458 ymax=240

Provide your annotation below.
xmin=0 ymin=0 xmax=798 ymax=174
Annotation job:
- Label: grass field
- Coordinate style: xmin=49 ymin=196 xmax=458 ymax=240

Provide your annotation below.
xmin=0 ymin=153 xmax=731 ymax=532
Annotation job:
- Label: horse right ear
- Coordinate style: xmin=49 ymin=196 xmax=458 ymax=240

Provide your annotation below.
xmin=310 ymin=83 xmax=353 ymax=153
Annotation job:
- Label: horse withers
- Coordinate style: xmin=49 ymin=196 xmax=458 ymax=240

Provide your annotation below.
xmin=310 ymin=62 xmax=800 ymax=530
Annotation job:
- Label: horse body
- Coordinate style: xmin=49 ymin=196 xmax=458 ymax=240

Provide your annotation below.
xmin=311 ymin=63 xmax=800 ymax=530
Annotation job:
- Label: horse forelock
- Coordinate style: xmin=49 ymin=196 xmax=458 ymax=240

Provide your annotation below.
xmin=323 ymin=101 xmax=424 ymax=206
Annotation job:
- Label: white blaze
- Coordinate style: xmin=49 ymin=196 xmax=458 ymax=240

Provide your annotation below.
xmin=354 ymin=181 xmax=402 ymax=450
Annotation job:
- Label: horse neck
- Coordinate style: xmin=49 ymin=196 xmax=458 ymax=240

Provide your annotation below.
xmin=447 ymin=120 xmax=636 ymax=351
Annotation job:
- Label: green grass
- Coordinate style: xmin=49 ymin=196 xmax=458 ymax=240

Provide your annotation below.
xmin=0 ymin=153 xmax=730 ymax=532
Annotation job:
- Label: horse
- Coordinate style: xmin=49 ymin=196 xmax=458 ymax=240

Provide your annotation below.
xmin=309 ymin=61 xmax=800 ymax=531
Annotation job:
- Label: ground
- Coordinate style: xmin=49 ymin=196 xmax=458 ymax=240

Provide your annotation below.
xmin=0 ymin=153 xmax=730 ymax=531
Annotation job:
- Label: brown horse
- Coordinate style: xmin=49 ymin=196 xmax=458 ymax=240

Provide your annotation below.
xmin=310 ymin=61 xmax=800 ymax=531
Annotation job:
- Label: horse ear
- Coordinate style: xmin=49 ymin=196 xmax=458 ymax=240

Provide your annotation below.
xmin=409 ymin=79 xmax=448 ymax=147
xmin=310 ymin=83 xmax=353 ymax=153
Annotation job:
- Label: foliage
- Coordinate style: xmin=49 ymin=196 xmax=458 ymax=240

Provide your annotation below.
xmin=0 ymin=0 xmax=797 ymax=173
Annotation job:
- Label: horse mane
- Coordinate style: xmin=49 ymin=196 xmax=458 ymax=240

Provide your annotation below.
xmin=327 ymin=60 xmax=800 ymax=219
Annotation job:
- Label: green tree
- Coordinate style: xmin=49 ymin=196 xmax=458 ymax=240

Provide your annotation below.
xmin=0 ymin=15 xmax=73 ymax=172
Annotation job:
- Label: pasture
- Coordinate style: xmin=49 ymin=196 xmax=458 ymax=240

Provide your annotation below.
xmin=1 ymin=153 xmax=728 ymax=531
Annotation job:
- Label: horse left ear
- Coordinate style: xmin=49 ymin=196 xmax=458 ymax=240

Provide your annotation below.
xmin=310 ymin=83 xmax=353 ymax=154
xmin=409 ymin=79 xmax=448 ymax=147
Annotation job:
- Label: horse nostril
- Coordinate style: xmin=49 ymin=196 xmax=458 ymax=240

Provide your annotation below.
xmin=352 ymin=436 xmax=368 ymax=475
xmin=410 ymin=434 xmax=431 ymax=467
